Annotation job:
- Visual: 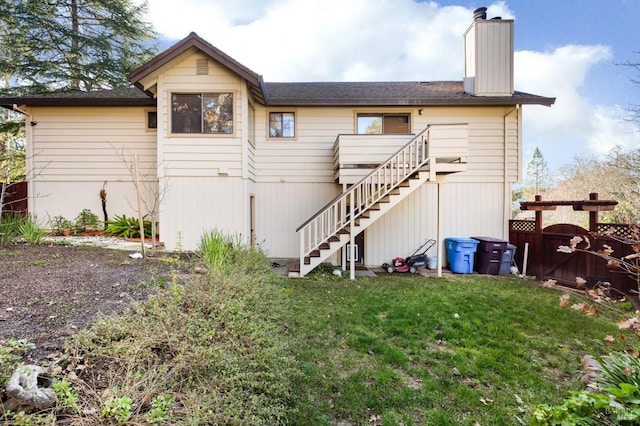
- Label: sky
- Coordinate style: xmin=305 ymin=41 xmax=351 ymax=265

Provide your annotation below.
xmin=142 ymin=0 xmax=640 ymax=178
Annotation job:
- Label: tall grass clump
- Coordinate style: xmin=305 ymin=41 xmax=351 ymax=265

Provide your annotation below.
xmin=197 ymin=229 xmax=271 ymax=275
xmin=0 ymin=212 xmax=24 ymax=245
xmin=18 ymin=214 xmax=46 ymax=244
xmin=55 ymin=247 xmax=296 ymax=424
xmin=198 ymin=229 xmax=239 ymax=271
xmin=0 ymin=213 xmax=45 ymax=245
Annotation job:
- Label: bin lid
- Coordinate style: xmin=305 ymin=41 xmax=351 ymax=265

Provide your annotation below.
xmin=471 ymin=236 xmax=508 ymax=243
xmin=445 ymin=237 xmax=479 ymax=243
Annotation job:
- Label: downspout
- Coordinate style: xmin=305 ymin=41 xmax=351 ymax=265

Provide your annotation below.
xmin=503 ymin=106 xmax=519 ymax=238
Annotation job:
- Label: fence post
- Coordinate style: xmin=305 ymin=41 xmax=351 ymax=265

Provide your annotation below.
xmin=534 ymin=194 xmax=544 ymax=280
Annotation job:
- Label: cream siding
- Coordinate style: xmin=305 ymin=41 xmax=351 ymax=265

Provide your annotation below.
xmin=254 ymin=182 xmax=341 ymax=257
xmin=160 ymin=177 xmax=246 ymax=251
xmin=254 ymin=107 xmax=353 ymax=183
xmin=26 ymin=106 xmax=156 ymax=227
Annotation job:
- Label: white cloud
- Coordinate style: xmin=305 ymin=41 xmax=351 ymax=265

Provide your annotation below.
xmin=516 ymin=45 xmax=640 ymax=170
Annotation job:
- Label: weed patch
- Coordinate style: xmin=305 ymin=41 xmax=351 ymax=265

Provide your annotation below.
xmin=54 ymin=251 xmax=297 ymax=424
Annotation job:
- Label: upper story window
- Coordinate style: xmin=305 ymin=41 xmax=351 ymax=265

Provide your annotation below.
xmin=269 ymin=112 xmax=295 ymax=138
xmin=171 ymin=92 xmax=233 ymax=134
xmin=357 ymin=113 xmax=410 ymax=134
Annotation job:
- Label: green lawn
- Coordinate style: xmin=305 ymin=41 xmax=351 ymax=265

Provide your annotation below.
xmin=280 ymin=272 xmax=639 ymax=425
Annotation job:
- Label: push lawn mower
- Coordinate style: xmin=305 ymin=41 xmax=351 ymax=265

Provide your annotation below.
xmin=382 ymin=239 xmax=436 ymax=273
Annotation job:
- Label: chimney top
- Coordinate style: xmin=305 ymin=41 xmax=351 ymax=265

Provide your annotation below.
xmin=473 ymin=7 xmax=487 ymax=20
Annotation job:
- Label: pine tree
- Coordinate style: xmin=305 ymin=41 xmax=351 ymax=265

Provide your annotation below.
xmin=0 ymin=0 xmax=157 ymax=95
xmin=526 ymin=146 xmax=550 ymax=196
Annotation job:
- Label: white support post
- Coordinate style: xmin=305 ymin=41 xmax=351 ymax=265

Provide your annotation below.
xmin=437 ymin=179 xmax=443 ymax=277
xmin=349 ymin=191 xmax=355 ymax=281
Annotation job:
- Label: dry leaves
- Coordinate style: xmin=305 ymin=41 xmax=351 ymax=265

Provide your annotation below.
xmin=559 ymin=294 xmax=571 ymax=308
xmin=576 ymin=277 xmax=587 ymax=289
xmin=617 ymin=317 xmax=640 ymax=331
xmin=598 ymin=244 xmax=614 ymax=256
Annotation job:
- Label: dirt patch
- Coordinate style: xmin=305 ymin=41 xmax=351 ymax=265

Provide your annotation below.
xmin=0 ymin=243 xmax=194 ymax=363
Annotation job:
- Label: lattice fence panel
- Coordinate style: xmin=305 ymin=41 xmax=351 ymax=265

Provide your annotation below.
xmin=597 ymin=223 xmax=633 ymax=239
xmin=510 ymin=220 xmax=535 ymax=233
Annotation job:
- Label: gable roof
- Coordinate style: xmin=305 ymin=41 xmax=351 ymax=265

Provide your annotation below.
xmin=128 ymin=32 xmax=267 ymax=104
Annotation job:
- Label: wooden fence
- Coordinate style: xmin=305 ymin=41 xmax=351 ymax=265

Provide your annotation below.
xmin=1 ymin=181 xmax=28 ymax=215
xmin=509 ymin=219 xmax=637 ymax=295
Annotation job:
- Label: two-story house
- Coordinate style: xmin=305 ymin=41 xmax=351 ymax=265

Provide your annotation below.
xmin=0 ymin=8 xmax=554 ymax=277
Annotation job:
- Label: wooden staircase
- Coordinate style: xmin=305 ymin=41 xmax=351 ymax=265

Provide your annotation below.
xmin=293 ymin=124 xmax=463 ymax=278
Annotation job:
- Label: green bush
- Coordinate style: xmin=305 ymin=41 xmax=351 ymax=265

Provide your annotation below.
xmin=531 ymin=351 xmax=640 ymax=425
xmin=74 ymin=208 xmax=99 ymax=232
xmin=49 ymin=215 xmax=74 ymax=235
xmin=105 ymin=214 xmax=151 ymax=238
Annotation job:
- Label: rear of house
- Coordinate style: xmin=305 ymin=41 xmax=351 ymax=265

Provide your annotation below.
xmin=0 ymin=8 xmax=554 ymax=276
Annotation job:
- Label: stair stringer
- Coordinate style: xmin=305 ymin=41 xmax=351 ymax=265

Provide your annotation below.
xmin=298 ymin=171 xmax=430 ymax=277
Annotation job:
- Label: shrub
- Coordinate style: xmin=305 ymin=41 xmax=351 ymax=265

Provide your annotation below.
xmin=105 ymin=214 xmax=151 ymax=238
xmin=74 ymin=208 xmax=99 ymax=232
xmin=49 ymin=215 xmax=74 ymax=236
xmin=531 ymin=351 xmax=640 ymax=425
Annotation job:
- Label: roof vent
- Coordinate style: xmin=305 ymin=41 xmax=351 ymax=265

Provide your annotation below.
xmin=473 ymin=7 xmax=487 ymax=20
xmin=196 ymin=59 xmax=209 ymax=75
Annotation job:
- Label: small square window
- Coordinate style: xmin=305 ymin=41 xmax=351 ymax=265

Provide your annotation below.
xmin=269 ymin=112 xmax=295 ymax=138
xmin=146 ymin=110 xmax=157 ymax=129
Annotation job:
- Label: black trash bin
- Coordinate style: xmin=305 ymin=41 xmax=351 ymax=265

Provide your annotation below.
xmin=499 ymin=243 xmax=517 ymax=275
xmin=472 ymin=237 xmax=508 ymax=275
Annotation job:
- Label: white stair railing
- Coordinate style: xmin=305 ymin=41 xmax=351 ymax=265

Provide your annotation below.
xmin=297 ymin=125 xmax=433 ymax=272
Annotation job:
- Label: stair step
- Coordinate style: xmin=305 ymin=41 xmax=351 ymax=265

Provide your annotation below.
xmin=304 ymin=256 xmax=310 ymax=265
xmin=309 ymin=250 xmax=320 ymax=257
xmin=319 ymin=243 xmax=329 ymax=250
xmin=329 ymin=236 xmax=340 ymax=242
xmin=337 ymin=228 xmax=349 ymax=234
xmin=288 ymin=261 xmax=301 ymax=273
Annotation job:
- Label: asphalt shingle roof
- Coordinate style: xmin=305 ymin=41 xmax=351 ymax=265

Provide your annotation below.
xmin=264 ymin=81 xmax=553 ymax=106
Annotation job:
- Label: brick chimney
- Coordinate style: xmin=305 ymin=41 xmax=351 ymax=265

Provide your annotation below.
xmin=463 ymin=7 xmax=514 ymax=97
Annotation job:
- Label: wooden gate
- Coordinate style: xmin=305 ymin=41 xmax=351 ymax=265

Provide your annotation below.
xmin=509 ymin=220 xmax=636 ymax=295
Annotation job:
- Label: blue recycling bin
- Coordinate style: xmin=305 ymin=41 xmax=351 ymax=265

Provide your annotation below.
xmin=445 ymin=237 xmax=479 ymax=274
